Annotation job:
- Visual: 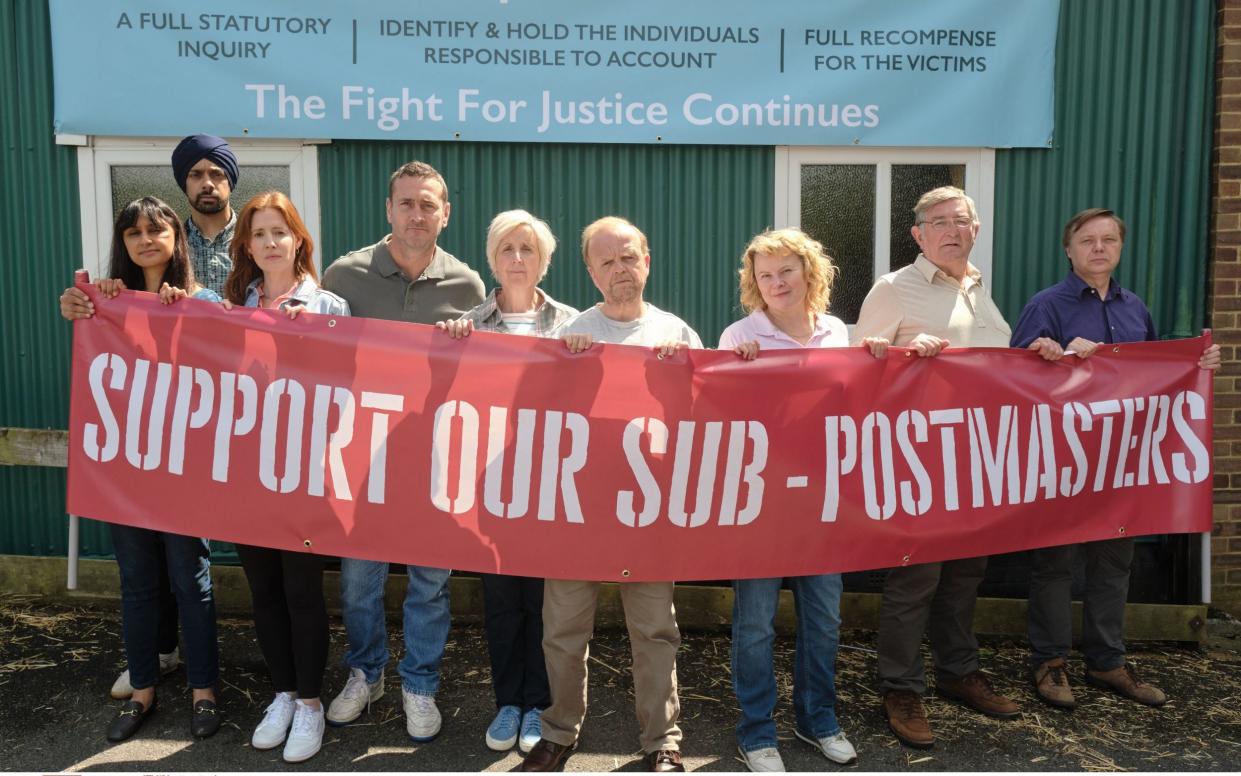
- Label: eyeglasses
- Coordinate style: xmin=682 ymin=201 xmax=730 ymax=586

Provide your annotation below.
xmin=918 ymin=217 xmax=974 ymax=231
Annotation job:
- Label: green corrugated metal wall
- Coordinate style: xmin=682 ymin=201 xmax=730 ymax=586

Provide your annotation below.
xmin=992 ymin=0 xmax=1215 ymax=336
xmin=317 ymin=142 xmax=774 ymax=346
xmin=0 ymin=0 xmax=1219 ymax=558
xmin=0 ymin=1 xmax=97 ymax=557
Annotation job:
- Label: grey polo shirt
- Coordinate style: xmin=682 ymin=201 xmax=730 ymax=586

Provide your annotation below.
xmin=322 ymin=238 xmax=485 ymax=325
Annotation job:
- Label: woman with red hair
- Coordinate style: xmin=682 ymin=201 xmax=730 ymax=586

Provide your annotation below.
xmin=224 ymin=191 xmax=349 ymax=764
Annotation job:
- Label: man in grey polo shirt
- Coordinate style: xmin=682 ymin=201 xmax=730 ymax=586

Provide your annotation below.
xmin=321 ymin=161 xmax=485 ymax=741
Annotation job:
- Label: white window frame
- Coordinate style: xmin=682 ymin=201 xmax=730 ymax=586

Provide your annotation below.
xmin=62 ymin=135 xmax=323 ymax=282
xmin=773 ymin=146 xmax=997 ymax=283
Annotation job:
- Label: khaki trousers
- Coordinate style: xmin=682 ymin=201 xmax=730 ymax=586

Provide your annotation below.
xmin=540 ymin=579 xmax=682 ymax=753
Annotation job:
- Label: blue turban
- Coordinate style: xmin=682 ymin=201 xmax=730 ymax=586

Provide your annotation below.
xmin=171 ymin=134 xmax=239 ymax=192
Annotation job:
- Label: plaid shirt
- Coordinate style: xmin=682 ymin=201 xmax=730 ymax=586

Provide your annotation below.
xmin=185 ymin=211 xmax=237 ymax=296
xmin=459 ymin=287 xmax=577 ymax=336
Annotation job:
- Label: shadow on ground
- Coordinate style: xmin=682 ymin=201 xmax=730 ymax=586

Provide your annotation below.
xmin=1 ymin=595 xmax=1239 ymax=771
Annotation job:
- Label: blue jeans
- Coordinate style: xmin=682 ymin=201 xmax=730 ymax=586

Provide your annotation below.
xmin=731 ymin=575 xmax=842 ymax=752
xmin=339 ymin=558 xmax=450 ymax=695
xmin=110 ymin=524 xmax=218 ymax=689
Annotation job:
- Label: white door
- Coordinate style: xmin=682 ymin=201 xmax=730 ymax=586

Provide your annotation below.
xmin=67 ymin=136 xmax=323 ymax=281
xmin=775 ymin=147 xmax=995 ymax=324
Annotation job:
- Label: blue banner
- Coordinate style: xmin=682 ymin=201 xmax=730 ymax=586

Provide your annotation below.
xmin=50 ymin=0 xmax=1058 ymax=147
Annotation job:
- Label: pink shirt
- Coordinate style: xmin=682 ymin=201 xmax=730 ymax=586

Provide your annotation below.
xmin=718 ymin=310 xmax=849 ymax=351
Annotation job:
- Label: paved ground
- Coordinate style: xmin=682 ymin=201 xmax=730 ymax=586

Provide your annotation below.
xmin=2 ymin=595 xmax=1240 ymax=772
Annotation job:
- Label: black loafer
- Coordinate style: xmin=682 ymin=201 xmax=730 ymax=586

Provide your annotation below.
xmin=106 ymin=698 xmax=156 ymax=742
xmin=191 ymin=699 xmax=222 ymax=738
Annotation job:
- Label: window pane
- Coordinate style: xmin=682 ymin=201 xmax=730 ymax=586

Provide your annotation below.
xmin=889 ymin=164 xmax=965 ymax=271
xmin=799 ymin=164 xmax=876 ymax=324
xmin=109 ymin=165 xmax=291 ymax=224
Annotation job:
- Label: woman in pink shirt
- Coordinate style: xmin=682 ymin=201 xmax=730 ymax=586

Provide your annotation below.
xmin=720 ymin=228 xmax=885 ymax=772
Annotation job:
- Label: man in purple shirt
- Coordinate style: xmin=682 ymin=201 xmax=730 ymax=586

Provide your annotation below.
xmin=1010 ymin=208 xmax=1220 ymax=711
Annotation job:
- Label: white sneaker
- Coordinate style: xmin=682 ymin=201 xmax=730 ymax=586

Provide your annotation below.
xmin=109 ymin=648 xmax=180 ymax=699
xmin=402 ymin=688 xmax=442 ymax=742
xmin=327 ymin=668 xmax=385 ymax=726
xmin=739 ymin=745 xmax=786 ymax=772
xmin=795 ymin=729 xmax=858 ymax=765
xmin=282 ymin=700 xmax=325 ymax=763
xmin=251 ymin=692 xmax=297 ymax=750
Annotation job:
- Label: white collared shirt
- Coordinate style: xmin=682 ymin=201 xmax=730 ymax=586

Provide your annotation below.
xmin=851 ymin=254 xmax=1011 ymax=348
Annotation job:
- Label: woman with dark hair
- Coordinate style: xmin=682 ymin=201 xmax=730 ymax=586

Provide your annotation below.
xmin=57 ymin=196 xmax=222 ymax=743
xmin=223 ymin=190 xmax=349 ymax=764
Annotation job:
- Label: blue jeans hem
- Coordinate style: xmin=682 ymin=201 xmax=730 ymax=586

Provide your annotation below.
xmin=795 ymin=724 xmax=841 ymax=740
xmin=348 ymin=663 xmax=385 ymax=684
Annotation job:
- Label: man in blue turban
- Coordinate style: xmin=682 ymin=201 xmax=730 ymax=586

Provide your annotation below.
xmin=171 ymin=133 xmax=240 ymax=294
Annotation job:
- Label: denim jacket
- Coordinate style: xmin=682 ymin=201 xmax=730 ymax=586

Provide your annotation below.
xmin=244 ymin=276 xmax=351 ymax=316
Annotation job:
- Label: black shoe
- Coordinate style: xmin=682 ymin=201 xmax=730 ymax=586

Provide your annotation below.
xmin=191 ymin=699 xmax=222 ymax=738
xmin=106 ymin=698 xmax=156 ymax=742
xmin=520 ymin=739 xmax=576 ymax=771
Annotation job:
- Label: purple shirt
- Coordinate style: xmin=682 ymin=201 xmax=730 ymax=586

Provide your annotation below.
xmin=1010 ymin=271 xmax=1157 ymax=349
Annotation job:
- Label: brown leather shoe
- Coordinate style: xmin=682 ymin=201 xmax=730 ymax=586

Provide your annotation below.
xmin=936 ymin=671 xmax=1021 ymax=719
xmin=1032 ymin=658 xmax=1077 ymax=709
xmin=1085 ymin=663 xmax=1167 ymax=707
xmin=520 ymin=739 xmax=575 ymax=771
xmin=645 ymin=748 xmax=685 ymax=772
xmin=883 ymin=690 xmax=934 ymax=749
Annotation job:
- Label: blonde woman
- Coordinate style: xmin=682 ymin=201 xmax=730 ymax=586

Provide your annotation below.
xmin=437 ymin=210 xmax=576 ymax=754
xmin=720 ymin=228 xmax=886 ymax=772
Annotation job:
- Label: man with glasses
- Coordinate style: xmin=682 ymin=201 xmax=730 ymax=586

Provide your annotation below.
xmin=852 ymin=186 xmax=1061 ymax=750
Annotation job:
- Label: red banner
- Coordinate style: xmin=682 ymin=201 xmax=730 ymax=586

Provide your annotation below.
xmin=66 ymin=284 xmax=1214 ymax=582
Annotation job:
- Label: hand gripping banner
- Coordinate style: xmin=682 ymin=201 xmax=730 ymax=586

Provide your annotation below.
xmin=66 ymin=286 xmax=1214 ymax=582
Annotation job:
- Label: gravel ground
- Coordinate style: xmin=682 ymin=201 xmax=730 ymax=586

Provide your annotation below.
xmin=1 ymin=595 xmax=1240 ymax=772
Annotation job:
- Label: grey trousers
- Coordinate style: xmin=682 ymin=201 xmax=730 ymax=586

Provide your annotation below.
xmin=1027 ymin=537 xmax=1134 ymax=671
xmin=876 ymin=557 xmax=988 ymax=694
